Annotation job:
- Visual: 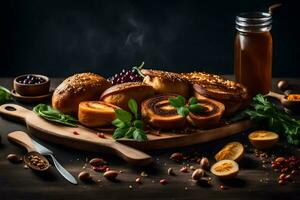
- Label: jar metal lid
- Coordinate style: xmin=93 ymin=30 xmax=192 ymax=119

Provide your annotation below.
xmin=236 ymin=12 xmax=272 ymax=32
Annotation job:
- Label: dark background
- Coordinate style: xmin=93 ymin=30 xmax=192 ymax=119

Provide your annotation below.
xmin=1 ymin=0 xmax=299 ymax=78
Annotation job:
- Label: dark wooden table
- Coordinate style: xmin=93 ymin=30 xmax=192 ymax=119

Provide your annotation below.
xmin=0 ymin=77 xmax=300 ymax=200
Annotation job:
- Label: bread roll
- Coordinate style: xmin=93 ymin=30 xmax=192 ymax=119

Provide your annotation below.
xmin=100 ymin=82 xmax=155 ymax=110
xmin=78 ymin=101 xmax=120 ymax=127
xmin=142 ymin=69 xmax=189 ymax=98
xmin=52 ymin=73 xmax=112 ymax=115
xmin=182 ymin=72 xmax=249 ymax=116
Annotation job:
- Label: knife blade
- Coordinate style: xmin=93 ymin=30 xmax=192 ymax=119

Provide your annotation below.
xmin=31 ymin=139 xmax=78 ymax=185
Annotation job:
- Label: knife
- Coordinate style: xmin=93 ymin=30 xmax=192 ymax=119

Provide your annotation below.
xmin=31 ymin=139 xmax=78 ymax=185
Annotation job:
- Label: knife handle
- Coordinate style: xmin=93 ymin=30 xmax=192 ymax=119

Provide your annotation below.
xmin=8 ymin=131 xmax=36 ymax=152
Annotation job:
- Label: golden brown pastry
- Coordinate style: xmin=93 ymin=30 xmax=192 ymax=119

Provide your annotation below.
xmin=186 ymin=95 xmax=225 ymax=128
xmin=78 ymin=101 xmax=120 ymax=127
xmin=52 ymin=73 xmax=112 ymax=115
xmin=182 ymin=72 xmax=249 ymax=116
xmin=142 ymin=69 xmax=190 ymax=98
xmin=100 ymin=82 xmax=155 ymax=110
xmin=141 ymin=94 xmax=186 ymax=129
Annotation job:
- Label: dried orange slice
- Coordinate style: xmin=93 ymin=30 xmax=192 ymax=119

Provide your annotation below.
xmin=248 ymin=130 xmax=279 ymax=149
xmin=214 ymin=142 xmax=244 ymax=162
xmin=210 ymin=160 xmax=239 ymax=179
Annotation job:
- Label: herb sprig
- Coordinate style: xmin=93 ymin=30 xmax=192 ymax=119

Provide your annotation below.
xmin=168 ymin=96 xmax=204 ymax=117
xmin=232 ymin=94 xmax=300 ymax=146
xmin=0 ymin=86 xmax=12 ymax=104
xmin=112 ymin=99 xmax=147 ymax=141
xmin=33 ymin=104 xmax=78 ymax=127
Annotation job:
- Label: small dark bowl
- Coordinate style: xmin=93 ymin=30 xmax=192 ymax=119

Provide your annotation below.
xmin=13 ymin=74 xmax=50 ymax=96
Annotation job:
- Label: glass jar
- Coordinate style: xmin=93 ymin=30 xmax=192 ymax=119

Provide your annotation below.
xmin=234 ymin=12 xmax=273 ymax=96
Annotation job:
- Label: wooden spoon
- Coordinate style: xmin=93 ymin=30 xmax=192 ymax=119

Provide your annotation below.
xmin=267 ymin=91 xmax=300 ymax=113
xmin=8 ymin=131 xmax=50 ymax=172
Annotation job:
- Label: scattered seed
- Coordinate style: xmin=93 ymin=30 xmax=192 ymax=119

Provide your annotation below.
xmin=168 ymin=168 xmax=175 ymax=176
xmin=180 ymin=166 xmax=188 ymax=173
xmin=219 ymin=185 xmax=227 ymax=190
xmin=278 ymin=179 xmax=286 ymax=185
xmin=89 ymin=158 xmax=107 ymax=167
xmin=103 ymin=170 xmax=118 ymax=180
xmin=159 ymin=179 xmax=167 ymax=185
xmin=140 ymin=171 xmax=148 ymax=177
xmin=135 ymin=177 xmax=142 ymax=184
xmin=170 ymin=153 xmax=184 ymax=162
xmin=192 ymin=168 xmax=204 ymax=181
xmin=97 ymin=133 xmax=105 ymax=138
xmin=7 ymin=154 xmax=22 ymax=163
xmin=199 ymin=157 xmax=210 ymax=170
xmin=78 ymin=171 xmax=92 ymax=181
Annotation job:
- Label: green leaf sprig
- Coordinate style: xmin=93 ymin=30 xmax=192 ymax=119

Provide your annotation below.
xmin=33 ymin=104 xmax=78 ymax=127
xmin=231 ymin=94 xmax=300 ymax=146
xmin=0 ymin=86 xmax=12 ymax=104
xmin=168 ymin=96 xmax=204 ymax=117
xmin=112 ymin=99 xmax=147 ymax=141
xmin=247 ymin=94 xmax=300 ymax=146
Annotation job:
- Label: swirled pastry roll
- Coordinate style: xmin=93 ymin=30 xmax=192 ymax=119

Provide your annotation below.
xmin=141 ymin=94 xmax=186 ymax=129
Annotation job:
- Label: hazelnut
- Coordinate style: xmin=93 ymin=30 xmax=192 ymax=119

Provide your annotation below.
xmin=7 ymin=154 xmax=22 ymax=163
xmin=78 ymin=171 xmax=92 ymax=181
xmin=170 ymin=153 xmax=183 ymax=162
xmin=199 ymin=157 xmax=210 ymax=169
xmin=89 ymin=158 xmax=107 ymax=167
xmin=192 ymin=168 xmax=204 ymax=180
xmin=103 ymin=170 xmax=118 ymax=180
xmin=277 ymin=80 xmax=289 ymax=91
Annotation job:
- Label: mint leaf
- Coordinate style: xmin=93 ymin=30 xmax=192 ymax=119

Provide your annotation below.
xmin=189 ymin=97 xmax=198 ymax=105
xmin=169 ymin=97 xmax=181 ymax=108
xmin=133 ymin=120 xmax=143 ymax=129
xmin=128 ymin=99 xmax=138 ymax=119
xmin=112 ymin=119 xmax=126 ymax=128
xmin=125 ymin=127 xmax=136 ymax=138
xmin=133 ymin=129 xmax=147 ymax=141
xmin=112 ymin=98 xmax=148 ymax=141
xmin=177 ymin=96 xmax=186 ymax=107
xmin=0 ymin=86 xmax=12 ymax=105
xmin=177 ymin=107 xmax=189 ymax=117
xmin=168 ymin=95 xmax=186 ymax=108
xmin=113 ymin=127 xmax=127 ymax=139
xmin=189 ymin=104 xmax=204 ymax=114
xmin=115 ymin=109 xmax=132 ymax=123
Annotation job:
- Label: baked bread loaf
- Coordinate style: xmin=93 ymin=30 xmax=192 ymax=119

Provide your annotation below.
xmin=78 ymin=101 xmax=120 ymax=127
xmin=186 ymin=95 xmax=225 ymax=128
xmin=100 ymin=82 xmax=155 ymax=110
xmin=142 ymin=69 xmax=190 ymax=98
xmin=52 ymin=73 xmax=112 ymax=115
xmin=182 ymin=72 xmax=249 ymax=116
xmin=141 ymin=94 xmax=186 ymax=129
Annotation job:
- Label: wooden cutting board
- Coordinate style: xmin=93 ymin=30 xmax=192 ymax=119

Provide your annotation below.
xmin=0 ymin=104 xmax=252 ymax=163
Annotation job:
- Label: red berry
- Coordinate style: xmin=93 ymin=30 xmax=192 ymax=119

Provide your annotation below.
xmin=160 ymin=179 xmax=168 ymax=185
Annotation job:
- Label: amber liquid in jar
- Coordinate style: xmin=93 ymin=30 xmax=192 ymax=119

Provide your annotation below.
xmin=234 ymin=12 xmax=273 ymax=97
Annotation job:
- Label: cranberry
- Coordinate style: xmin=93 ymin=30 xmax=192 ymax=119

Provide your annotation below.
xmin=291 ymin=170 xmax=298 ymax=176
xmin=278 ymin=179 xmax=286 ymax=185
xmin=285 ymin=174 xmax=293 ymax=182
xmin=160 ymin=179 xmax=168 ymax=185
